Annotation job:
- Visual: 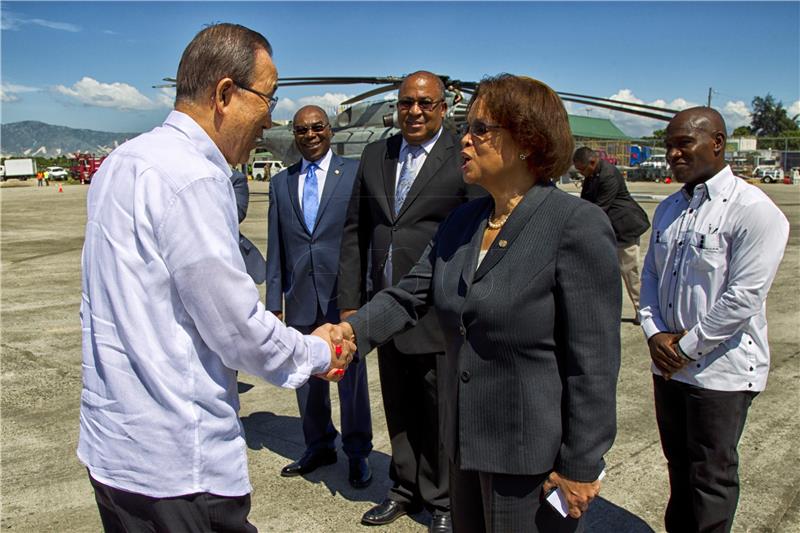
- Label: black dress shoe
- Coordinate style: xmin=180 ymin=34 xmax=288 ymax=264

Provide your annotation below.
xmin=280 ymin=449 xmax=337 ymax=477
xmin=348 ymin=457 xmax=372 ymax=488
xmin=429 ymin=512 xmax=452 ymax=533
xmin=361 ymin=498 xmax=420 ymax=526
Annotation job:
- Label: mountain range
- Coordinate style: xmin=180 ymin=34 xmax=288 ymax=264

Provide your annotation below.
xmin=0 ymin=121 xmax=141 ymax=157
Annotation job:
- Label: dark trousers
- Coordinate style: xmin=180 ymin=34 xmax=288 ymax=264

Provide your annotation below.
xmin=293 ymin=320 xmax=372 ymax=459
xmin=653 ymin=375 xmax=757 ymax=533
xmin=89 ymin=473 xmax=257 ymax=533
xmin=378 ymin=340 xmax=449 ymax=512
xmin=450 ymin=461 xmax=584 ymax=533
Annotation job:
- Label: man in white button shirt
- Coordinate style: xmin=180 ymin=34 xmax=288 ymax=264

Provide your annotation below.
xmin=639 ymin=107 xmax=789 ymax=533
xmin=78 ymin=23 xmax=353 ymax=531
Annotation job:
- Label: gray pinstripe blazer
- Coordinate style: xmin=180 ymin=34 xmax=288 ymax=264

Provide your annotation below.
xmin=347 ymin=182 xmax=621 ymax=481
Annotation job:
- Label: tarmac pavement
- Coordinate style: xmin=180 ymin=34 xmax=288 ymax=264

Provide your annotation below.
xmin=1 ymin=178 xmax=798 ymax=532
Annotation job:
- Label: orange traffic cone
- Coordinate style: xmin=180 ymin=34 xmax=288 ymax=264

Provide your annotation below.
xmin=58 ymin=183 xmax=63 ymax=193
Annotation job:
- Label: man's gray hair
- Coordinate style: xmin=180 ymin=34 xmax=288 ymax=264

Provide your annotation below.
xmin=175 ymin=23 xmax=272 ymax=105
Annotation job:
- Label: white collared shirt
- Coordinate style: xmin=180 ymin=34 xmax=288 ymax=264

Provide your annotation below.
xmin=639 ymin=166 xmax=789 ymax=391
xmin=78 ymin=110 xmax=331 ymax=498
xmin=394 ymin=126 xmax=443 ymax=187
xmin=297 ymin=148 xmax=333 ymax=204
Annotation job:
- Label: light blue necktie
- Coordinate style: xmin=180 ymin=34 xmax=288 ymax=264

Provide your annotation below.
xmin=395 ymin=145 xmax=423 ymax=215
xmin=302 ymin=162 xmax=319 ymax=232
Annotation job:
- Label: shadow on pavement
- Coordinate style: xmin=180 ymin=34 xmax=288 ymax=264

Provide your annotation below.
xmin=585 ymin=496 xmax=655 ymax=532
xmin=240 ymin=410 xmax=429 ymax=523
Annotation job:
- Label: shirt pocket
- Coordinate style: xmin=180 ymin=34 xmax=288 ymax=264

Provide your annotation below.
xmin=687 ymin=231 xmax=726 ymax=272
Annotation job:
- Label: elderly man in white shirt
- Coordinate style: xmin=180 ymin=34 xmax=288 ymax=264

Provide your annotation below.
xmin=78 ymin=23 xmax=354 ymax=532
xmin=639 ymin=107 xmax=789 ymax=533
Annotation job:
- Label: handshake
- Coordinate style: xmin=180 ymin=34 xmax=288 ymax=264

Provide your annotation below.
xmin=311 ymin=321 xmax=356 ymax=382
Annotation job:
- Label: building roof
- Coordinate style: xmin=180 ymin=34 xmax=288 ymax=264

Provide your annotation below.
xmin=568 ymin=115 xmax=630 ymax=140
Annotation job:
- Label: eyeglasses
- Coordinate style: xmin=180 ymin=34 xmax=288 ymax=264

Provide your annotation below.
xmin=293 ymin=122 xmax=330 ymax=136
xmin=233 ymin=81 xmax=278 ymax=113
xmin=464 ymin=120 xmax=502 ymax=138
xmin=397 ymin=98 xmax=444 ymax=112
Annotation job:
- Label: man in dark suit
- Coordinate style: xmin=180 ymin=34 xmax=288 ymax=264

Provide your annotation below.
xmin=230 ymin=170 xmax=266 ymax=284
xmin=338 ymin=71 xmax=478 ymax=533
xmin=573 ymin=147 xmax=650 ymax=324
xmin=266 ymin=105 xmax=372 ymax=488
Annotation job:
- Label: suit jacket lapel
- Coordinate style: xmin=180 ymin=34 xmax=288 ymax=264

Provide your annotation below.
xmin=460 ymin=199 xmax=492 ymax=289
xmin=286 ymin=161 xmax=307 ymax=233
xmin=314 ymin=153 xmax=345 ymax=230
xmin=396 ymin=131 xmax=453 ymax=220
xmin=383 ymin=135 xmax=402 ymax=220
xmin=473 ymin=183 xmax=555 ymax=283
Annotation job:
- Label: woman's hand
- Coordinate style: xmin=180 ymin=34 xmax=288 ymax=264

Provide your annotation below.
xmin=543 ymin=471 xmax=601 ymax=519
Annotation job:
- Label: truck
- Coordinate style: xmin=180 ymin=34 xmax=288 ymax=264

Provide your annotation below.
xmin=1 ymin=158 xmax=38 ymax=181
xmin=252 ymin=160 xmax=286 ymax=181
xmin=70 ymin=153 xmax=107 ymax=184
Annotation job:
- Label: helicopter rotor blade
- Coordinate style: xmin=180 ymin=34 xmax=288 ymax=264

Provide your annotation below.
xmin=558 ymin=92 xmax=679 ymax=114
xmin=559 ymin=97 xmax=675 ymax=121
xmin=340 ymin=84 xmax=401 ymax=105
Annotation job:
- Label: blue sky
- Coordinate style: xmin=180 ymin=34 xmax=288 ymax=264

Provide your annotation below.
xmin=2 ymin=1 xmax=798 ymax=137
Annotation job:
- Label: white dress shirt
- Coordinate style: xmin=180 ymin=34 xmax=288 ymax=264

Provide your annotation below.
xmin=639 ymin=165 xmax=789 ymax=391
xmin=297 ymin=148 xmax=332 ymax=203
xmin=394 ymin=126 xmax=443 ymax=187
xmin=78 ymin=110 xmax=331 ymax=498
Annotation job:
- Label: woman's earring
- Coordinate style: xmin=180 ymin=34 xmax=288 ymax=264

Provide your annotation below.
xmin=519 ymin=154 xmax=527 ymax=160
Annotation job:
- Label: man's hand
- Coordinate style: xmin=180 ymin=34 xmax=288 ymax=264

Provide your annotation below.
xmin=311 ymin=323 xmax=356 ymax=382
xmin=271 ymin=310 xmax=283 ymax=321
xmin=543 ymin=471 xmax=601 ymax=519
xmin=336 ymin=321 xmax=355 ymax=343
xmin=340 ymin=309 xmax=357 ymax=322
xmin=647 ymin=332 xmax=687 ymax=378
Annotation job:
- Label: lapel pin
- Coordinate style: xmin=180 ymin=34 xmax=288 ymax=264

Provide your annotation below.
xmin=498 ymin=239 xmax=508 ymax=248
xmin=334 ymin=169 xmax=340 ymax=175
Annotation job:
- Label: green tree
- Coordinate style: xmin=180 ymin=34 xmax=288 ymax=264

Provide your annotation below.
xmin=732 ymin=126 xmax=752 ymax=137
xmin=750 ymin=94 xmax=799 ymax=136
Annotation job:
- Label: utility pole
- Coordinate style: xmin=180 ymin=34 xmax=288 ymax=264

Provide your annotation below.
xmin=707 ymin=87 xmax=713 ymax=107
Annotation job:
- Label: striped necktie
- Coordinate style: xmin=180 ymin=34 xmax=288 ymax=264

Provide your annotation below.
xmin=302 ymin=163 xmax=319 ymax=232
xmin=395 ymin=145 xmax=423 ymax=214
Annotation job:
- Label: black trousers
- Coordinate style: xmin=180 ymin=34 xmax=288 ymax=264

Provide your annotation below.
xmin=449 ymin=461 xmax=584 ymax=533
xmin=89 ymin=473 xmax=257 ymax=532
xmin=293 ymin=319 xmax=372 ymax=459
xmin=653 ymin=375 xmax=757 ymax=533
xmin=377 ymin=340 xmax=449 ymax=512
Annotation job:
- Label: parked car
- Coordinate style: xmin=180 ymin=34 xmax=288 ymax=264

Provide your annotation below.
xmin=45 ymin=166 xmax=69 ymax=180
xmin=640 ymin=154 xmax=668 ymax=169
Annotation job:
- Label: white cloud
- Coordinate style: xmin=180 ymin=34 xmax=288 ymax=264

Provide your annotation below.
xmin=788 ymin=100 xmax=800 ymax=120
xmin=722 ymin=101 xmax=751 ymax=130
xmin=1 ymin=11 xmax=80 ymax=32
xmin=155 ymin=87 xmax=175 ymax=107
xmin=1 ymin=83 xmax=39 ymax=102
xmin=54 ymin=77 xmax=171 ymax=111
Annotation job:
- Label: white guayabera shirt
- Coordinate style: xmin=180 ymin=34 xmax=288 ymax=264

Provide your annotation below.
xmin=639 ymin=165 xmax=789 ymax=392
xmin=78 ymin=111 xmax=331 ymax=497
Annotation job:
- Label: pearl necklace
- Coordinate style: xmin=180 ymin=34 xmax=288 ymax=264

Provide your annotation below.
xmin=487 ymin=210 xmax=508 ymax=230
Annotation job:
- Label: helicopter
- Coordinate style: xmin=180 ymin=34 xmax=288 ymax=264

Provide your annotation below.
xmin=156 ymin=74 xmax=678 ymax=165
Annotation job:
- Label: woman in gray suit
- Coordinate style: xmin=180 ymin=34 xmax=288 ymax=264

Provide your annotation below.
xmin=339 ymin=74 xmax=621 ymax=532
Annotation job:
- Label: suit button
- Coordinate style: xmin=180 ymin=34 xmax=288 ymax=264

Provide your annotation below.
xmin=460 ymin=371 xmax=471 ymax=383
xmin=459 ymin=326 xmax=466 ymax=336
